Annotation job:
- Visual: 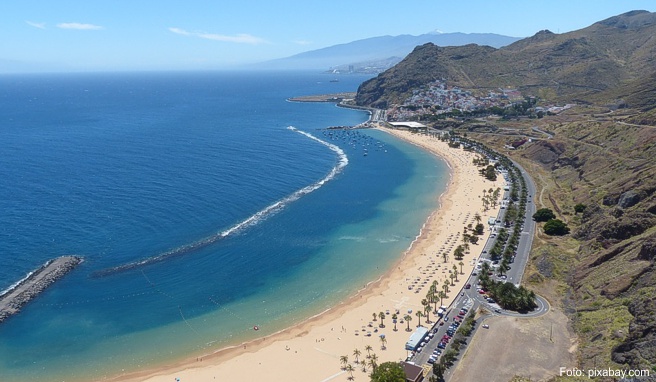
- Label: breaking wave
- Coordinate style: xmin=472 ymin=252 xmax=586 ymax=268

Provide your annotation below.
xmin=93 ymin=126 xmax=348 ymax=278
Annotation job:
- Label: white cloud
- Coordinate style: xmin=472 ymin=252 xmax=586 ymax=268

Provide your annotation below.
xmin=168 ymin=27 xmax=191 ymax=36
xmin=169 ymin=27 xmax=266 ymax=45
xmin=57 ymin=22 xmax=104 ymax=30
xmin=26 ymin=21 xmax=46 ymax=29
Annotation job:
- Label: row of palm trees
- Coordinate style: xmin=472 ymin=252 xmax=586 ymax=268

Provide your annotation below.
xmin=339 ymin=345 xmax=381 ymax=380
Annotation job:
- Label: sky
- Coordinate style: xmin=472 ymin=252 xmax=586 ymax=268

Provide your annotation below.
xmin=2 ymin=0 xmax=656 ymax=73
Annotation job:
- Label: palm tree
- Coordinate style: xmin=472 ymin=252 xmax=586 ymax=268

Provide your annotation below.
xmin=453 ymin=245 xmax=464 ymax=261
xmin=475 ymin=212 xmax=482 ymax=224
xmin=443 ymin=279 xmax=450 ymax=294
xmin=378 ymin=312 xmax=385 ymax=328
xmin=379 ymin=336 xmax=387 ymax=350
xmin=452 ymin=265 xmax=459 ymax=281
xmin=345 ymin=364 xmax=355 ymax=380
xmin=459 ymin=261 xmax=465 ymax=275
xmin=372 ymin=312 xmax=377 ymax=322
xmin=364 ymin=344 xmax=373 ymax=359
xmin=415 ymin=311 xmax=423 ymax=326
xmin=353 ymin=348 xmax=361 ymax=364
xmin=449 ymin=272 xmax=455 ymax=286
xmin=433 ymin=361 xmax=447 ymax=380
xmin=339 ymin=355 xmax=349 ymax=370
xmin=427 ymin=292 xmax=436 ymax=315
xmin=421 ymin=299 xmax=429 ymax=322
xmin=423 ymin=303 xmax=431 ymax=324
xmin=480 ymin=261 xmax=491 ymax=287
xmin=404 ymin=315 xmax=412 ymax=331
xmin=442 ymin=251 xmax=448 ymax=263
xmin=439 ymin=290 xmax=446 ymax=306
xmin=369 ymin=354 xmax=378 ymax=373
xmin=429 ymin=283 xmax=438 ymax=311
xmin=392 ymin=314 xmax=398 ymax=331
xmin=498 ymin=260 xmax=510 ymax=276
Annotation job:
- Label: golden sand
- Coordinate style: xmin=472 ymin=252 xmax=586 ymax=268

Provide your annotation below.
xmin=113 ymin=128 xmax=505 ymax=382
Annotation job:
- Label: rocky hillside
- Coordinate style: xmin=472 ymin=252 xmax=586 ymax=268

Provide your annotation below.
xmin=353 ymin=10 xmax=656 ymax=373
xmin=519 ymin=112 xmax=656 ymax=371
xmin=356 ymin=10 xmax=656 ymax=108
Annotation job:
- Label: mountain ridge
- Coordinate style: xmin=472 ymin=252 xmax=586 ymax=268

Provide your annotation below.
xmin=355 ymin=10 xmax=656 ymax=107
xmin=254 ymin=32 xmax=521 ymax=71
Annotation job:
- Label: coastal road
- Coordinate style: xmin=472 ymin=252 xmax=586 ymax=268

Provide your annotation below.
xmin=409 ymin=154 xmax=543 ymax=370
xmin=505 ymin=159 xmax=537 ymax=285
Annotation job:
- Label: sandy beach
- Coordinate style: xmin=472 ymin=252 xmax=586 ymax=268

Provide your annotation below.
xmin=113 ymin=127 xmax=505 ymax=382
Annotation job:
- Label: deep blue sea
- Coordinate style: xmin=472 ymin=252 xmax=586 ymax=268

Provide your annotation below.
xmin=0 ymin=71 xmax=448 ymax=381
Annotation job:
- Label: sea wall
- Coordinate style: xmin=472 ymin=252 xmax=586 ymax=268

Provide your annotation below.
xmin=0 ymin=256 xmax=83 ymax=323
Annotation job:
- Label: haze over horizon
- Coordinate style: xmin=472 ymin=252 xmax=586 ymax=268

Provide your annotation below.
xmin=3 ymin=0 xmax=656 ymax=73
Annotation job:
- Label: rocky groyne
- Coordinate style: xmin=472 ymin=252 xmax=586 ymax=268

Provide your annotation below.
xmin=0 ymin=255 xmax=83 ymax=323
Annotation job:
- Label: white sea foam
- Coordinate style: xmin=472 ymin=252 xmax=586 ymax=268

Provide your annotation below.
xmin=0 ymin=270 xmax=37 ymax=298
xmin=376 ymin=236 xmax=400 ymax=244
xmin=96 ymin=126 xmax=348 ymax=277
xmin=338 ymin=236 xmax=366 ymax=242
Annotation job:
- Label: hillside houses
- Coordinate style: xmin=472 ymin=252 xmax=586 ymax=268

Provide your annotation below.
xmin=387 ymin=79 xmax=522 ymax=121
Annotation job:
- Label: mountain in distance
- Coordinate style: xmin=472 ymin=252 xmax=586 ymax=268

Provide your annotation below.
xmin=356 ymin=10 xmax=656 ymax=107
xmin=256 ymin=32 xmax=521 ymax=72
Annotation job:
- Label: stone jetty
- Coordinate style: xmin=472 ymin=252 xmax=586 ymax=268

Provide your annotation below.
xmin=0 ymin=255 xmax=83 ymax=323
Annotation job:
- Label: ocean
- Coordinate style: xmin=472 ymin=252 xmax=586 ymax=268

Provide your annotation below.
xmin=0 ymin=71 xmax=448 ymax=381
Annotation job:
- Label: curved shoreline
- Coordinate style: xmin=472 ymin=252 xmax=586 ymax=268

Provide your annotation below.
xmin=112 ymin=127 xmax=504 ymax=382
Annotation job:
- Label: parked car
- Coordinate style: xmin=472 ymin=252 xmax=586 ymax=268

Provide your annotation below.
xmin=482 ymin=324 xmax=489 ymax=329
xmin=465 ymin=283 xmax=471 ymax=289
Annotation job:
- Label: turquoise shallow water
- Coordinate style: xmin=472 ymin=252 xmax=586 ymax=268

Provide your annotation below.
xmin=0 ymin=71 xmax=447 ymax=381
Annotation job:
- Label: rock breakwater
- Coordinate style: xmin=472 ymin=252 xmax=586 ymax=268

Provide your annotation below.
xmin=0 ymin=256 xmax=83 ymax=323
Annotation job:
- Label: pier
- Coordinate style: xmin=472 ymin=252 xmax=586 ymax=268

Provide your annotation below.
xmin=0 ymin=255 xmax=83 ymax=323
